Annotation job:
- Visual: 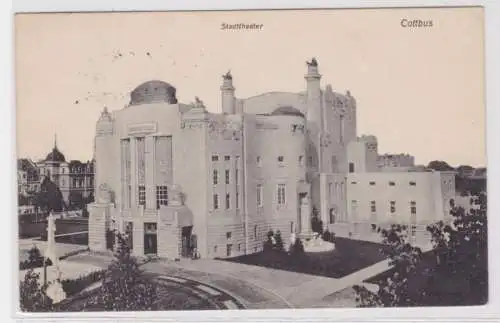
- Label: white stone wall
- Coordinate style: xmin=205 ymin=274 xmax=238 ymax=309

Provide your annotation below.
xmin=345 ymin=172 xmax=453 ymax=226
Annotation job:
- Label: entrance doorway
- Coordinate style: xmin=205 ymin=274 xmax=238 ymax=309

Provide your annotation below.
xmin=144 ymin=222 xmax=157 ymax=255
xmin=181 ymin=226 xmax=194 ymax=258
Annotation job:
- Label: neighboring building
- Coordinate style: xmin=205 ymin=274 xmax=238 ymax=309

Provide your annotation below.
xmin=18 ymin=139 xmax=95 ymax=211
xmin=377 ymin=153 xmax=415 ymax=172
xmin=17 ymin=158 xmax=40 ymax=195
xmin=89 ymin=58 xmax=455 ymax=258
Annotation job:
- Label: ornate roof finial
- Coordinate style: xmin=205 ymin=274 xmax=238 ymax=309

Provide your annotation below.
xmin=306 ymin=57 xmax=318 ymax=67
xmin=222 ymin=70 xmax=232 ymax=80
xmin=54 ymin=133 xmax=57 ymax=149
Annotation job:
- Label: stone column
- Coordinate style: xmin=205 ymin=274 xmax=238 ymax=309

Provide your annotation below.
xmin=145 ymin=136 xmax=156 ymax=210
xmin=130 ymin=138 xmax=137 ymax=209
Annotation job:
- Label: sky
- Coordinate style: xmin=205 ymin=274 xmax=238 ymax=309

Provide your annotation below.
xmin=15 ymin=7 xmax=485 ymax=167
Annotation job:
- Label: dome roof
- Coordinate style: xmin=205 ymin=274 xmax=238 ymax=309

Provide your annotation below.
xmin=129 ymin=80 xmax=178 ymax=106
xmin=271 ymin=106 xmax=305 ymax=118
xmin=45 ymin=147 xmax=66 ymax=162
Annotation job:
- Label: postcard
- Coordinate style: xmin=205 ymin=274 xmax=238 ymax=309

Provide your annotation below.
xmin=14 ymin=6 xmax=487 ymax=317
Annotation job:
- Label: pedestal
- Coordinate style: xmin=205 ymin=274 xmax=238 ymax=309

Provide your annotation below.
xmin=88 ymin=202 xmax=112 ymax=252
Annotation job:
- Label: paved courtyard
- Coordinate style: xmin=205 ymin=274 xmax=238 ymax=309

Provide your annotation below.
xmin=58 ymin=250 xmax=393 ymax=309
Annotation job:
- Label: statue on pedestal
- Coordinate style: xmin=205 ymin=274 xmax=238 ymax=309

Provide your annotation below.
xmin=306 ymin=57 xmax=318 ymax=67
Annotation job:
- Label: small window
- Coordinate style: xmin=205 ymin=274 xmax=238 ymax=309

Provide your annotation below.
xmin=349 ymin=162 xmax=355 ymax=173
xmin=138 ymin=186 xmax=146 ymax=206
xmin=212 ymin=155 xmax=219 ymax=162
xmin=226 ymin=232 xmax=232 ymax=240
xmin=213 ymin=194 xmax=219 ymax=210
xmin=225 ymin=193 xmax=230 ymax=209
xmin=369 ymin=181 xmax=376 ymax=186
xmin=299 ymin=155 xmax=304 ymax=166
xmin=256 ymin=156 xmax=262 ymax=166
xmin=351 ymin=181 xmax=357 ymax=185
xmin=409 ymin=181 xmax=416 ymax=186
xmin=254 ymin=225 xmax=257 ymax=239
xmin=213 ymin=170 xmax=219 ymax=185
xmin=238 ymin=243 xmax=242 ymax=252
xmin=410 ymin=201 xmax=416 ymax=215
xmin=278 ymin=156 xmax=284 ymax=162
xmin=213 ymin=245 xmax=218 ymax=253
xmin=390 ymin=201 xmax=396 ymax=214
xmin=389 ymin=181 xmax=396 ymax=186
xmin=370 ymin=201 xmax=376 ymax=213
xmin=225 ymin=170 xmax=230 ymax=184
xmin=224 ymin=155 xmax=230 ymax=161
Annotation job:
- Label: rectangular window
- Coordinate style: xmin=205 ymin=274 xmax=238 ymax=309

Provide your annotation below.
xmin=349 ymin=162 xmax=355 ymax=173
xmin=299 ymin=155 xmax=304 ymax=166
xmin=389 ymin=181 xmax=396 ymax=186
xmin=138 ymin=185 xmax=146 ymax=206
xmin=390 ymin=201 xmax=396 ymax=214
xmin=256 ymin=156 xmax=262 ymax=167
xmin=257 ymin=184 xmax=263 ymax=207
xmin=277 ymin=184 xmax=286 ymax=205
xmin=410 ymin=201 xmax=417 ymax=215
xmin=213 ymin=170 xmax=218 ymax=185
xmin=156 ymin=186 xmax=168 ymax=209
xmin=126 ymin=222 xmax=134 ymax=249
xmin=278 ymin=156 xmax=284 ymax=162
xmin=369 ymin=181 xmax=376 ymax=186
xmin=370 ymin=201 xmax=376 ymax=213
xmin=328 ymin=183 xmax=332 ymax=197
xmin=225 ymin=170 xmax=230 ymax=184
xmin=351 ymin=181 xmax=357 ymax=184
xmin=224 ymin=155 xmax=230 ymax=161
xmin=238 ymin=243 xmax=242 ymax=252
xmin=225 ymin=193 xmax=230 ymax=210
xmin=254 ymin=225 xmax=257 ymax=239
xmin=409 ymin=181 xmax=416 ymax=186
xmin=212 ymin=155 xmax=219 ymax=162
xmin=226 ymin=232 xmax=232 ymax=240
xmin=308 ymin=156 xmax=313 ymax=167
xmin=235 ymin=169 xmax=239 ymax=186
xmin=290 ymin=221 xmax=294 ymax=233
xmin=128 ymin=185 xmax=132 ymax=208
xmin=226 ymin=244 xmax=233 ymax=257
xmin=213 ymin=194 xmax=219 ymax=210
xmin=236 ymin=190 xmax=240 ymax=209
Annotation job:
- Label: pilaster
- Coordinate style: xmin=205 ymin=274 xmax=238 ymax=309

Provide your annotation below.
xmin=130 ymin=138 xmax=137 ymax=208
xmin=145 ymin=136 xmax=156 ymax=209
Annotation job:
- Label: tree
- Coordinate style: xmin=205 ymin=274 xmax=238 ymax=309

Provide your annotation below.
xmin=427 ymin=160 xmax=454 ymax=172
xmin=19 ymin=268 xmax=53 ymax=312
xmin=353 ymin=224 xmax=423 ymax=307
xmin=84 ymin=232 xmax=158 ymax=311
xmin=33 ymin=178 xmax=64 ymax=213
xmin=354 ymin=193 xmax=487 ymax=307
xmin=68 ymin=191 xmax=84 ymax=210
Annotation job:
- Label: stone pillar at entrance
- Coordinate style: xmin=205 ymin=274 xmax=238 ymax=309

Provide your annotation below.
xmin=88 ymin=183 xmax=114 ymax=252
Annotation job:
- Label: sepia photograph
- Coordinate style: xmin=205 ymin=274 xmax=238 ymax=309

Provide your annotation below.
xmin=13 ymin=6 xmax=487 ymax=315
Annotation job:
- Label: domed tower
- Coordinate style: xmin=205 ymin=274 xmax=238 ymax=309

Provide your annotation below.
xmin=129 ymin=80 xmax=178 ymax=106
xmin=220 ymin=70 xmax=236 ymax=114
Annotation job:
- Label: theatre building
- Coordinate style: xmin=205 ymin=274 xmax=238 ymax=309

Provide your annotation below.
xmin=88 ymin=58 xmax=455 ymax=259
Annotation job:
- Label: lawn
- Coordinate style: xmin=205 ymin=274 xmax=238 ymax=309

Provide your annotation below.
xmin=220 ymin=237 xmax=391 ymax=279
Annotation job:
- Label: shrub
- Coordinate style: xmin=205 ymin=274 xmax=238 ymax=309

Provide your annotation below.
xmin=291 ymin=238 xmax=305 ymax=256
xmin=274 ymin=230 xmax=284 ymax=251
xmin=322 ymin=229 xmax=331 ymax=242
xmin=61 ymin=270 xmax=106 ymax=297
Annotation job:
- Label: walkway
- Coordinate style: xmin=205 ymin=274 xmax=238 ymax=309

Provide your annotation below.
xmin=144 ymin=257 xmax=393 ymax=308
xmin=61 ymin=252 xmax=397 ymax=309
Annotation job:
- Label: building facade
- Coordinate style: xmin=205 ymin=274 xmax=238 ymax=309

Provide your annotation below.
xmin=89 ymin=58 xmax=455 ymax=259
xmin=18 ymin=140 xmax=95 ymax=212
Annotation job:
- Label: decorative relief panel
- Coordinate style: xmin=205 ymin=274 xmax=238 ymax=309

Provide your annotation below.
xmin=127 ymin=122 xmax=157 ymax=136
